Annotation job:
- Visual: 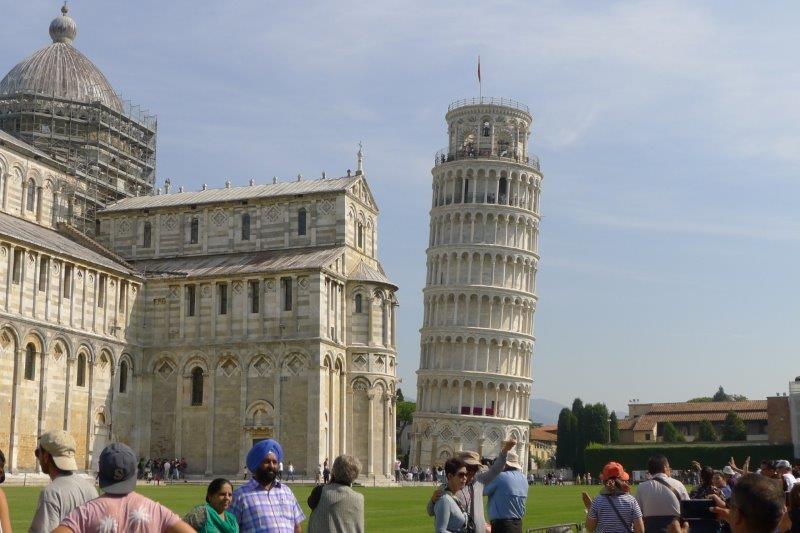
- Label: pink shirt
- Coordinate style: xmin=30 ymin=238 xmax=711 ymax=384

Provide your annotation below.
xmin=60 ymin=492 xmax=180 ymax=533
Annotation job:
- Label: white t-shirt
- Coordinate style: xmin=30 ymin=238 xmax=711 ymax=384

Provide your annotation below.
xmin=783 ymin=473 xmax=797 ymax=491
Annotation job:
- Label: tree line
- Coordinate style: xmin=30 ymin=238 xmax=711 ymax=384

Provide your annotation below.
xmin=555 ymin=398 xmax=617 ymax=473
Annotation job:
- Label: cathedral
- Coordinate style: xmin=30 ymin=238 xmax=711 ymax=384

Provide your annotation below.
xmin=0 ymin=6 xmax=398 ymax=481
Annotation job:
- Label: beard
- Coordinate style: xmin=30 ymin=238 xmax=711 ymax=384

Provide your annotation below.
xmin=254 ymin=467 xmax=277 ymax=485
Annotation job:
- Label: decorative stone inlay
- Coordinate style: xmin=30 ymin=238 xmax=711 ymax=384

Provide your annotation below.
xmin=266 ymin=280 xmax=275 ymax=290
xmin=251 ymin=356 xmax=272 ymax=377
xmin=285 ymin=355 xmax=305 ymax=376
xmin=157 ymin=361 xmax=175 ymax=380
xmin=353 ymin=354 xmax=368 ymax=370
xmin=27 ymin=252 xmax=35 ymax=264
xmin=211 ymin=209 xmax=227 ymax=226
xmin=76 ymin=270 xmax=83 ymax=279
xmin=440 ymin=426 xmax=454 ymax=441
xmin=319 ymin=199 xmax=334 ymax=215
xmin=220 ymin=358 xmax=238 ymax=377
xmin=168 ymin=286 xmax=178 ymax=298
xmin=201 ymin=284 xmax=211 ymax=297
xmin=264 ymin=205 xmax=281 ymax=223
xmin=51 ymin=262 xmax=60 ymax=276
xmin=463 ymin=427 xmax=478 ymax=442
xmin=232 ymin=281 xmax=242 ymax=294
xmin=0 ymin=246 xmax=6 ymax=257
xmin=487 ymin=428 xmax=502 ymax=443
xmin=297 ymin=277 xmax=308 ymax=289
xmin=118 ymin=219 xmax=131 ymax=235
xmin=162 ymin=215 xmax=177 ymax=230
xmin=423 ymin=425 xmax=432 ymax=439
xmin=353 ymin=380 xmax=369 ymax=392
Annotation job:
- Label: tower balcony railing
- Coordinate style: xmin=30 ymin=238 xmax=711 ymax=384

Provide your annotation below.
xmin=448 ymin=97 xmax=530 ymax=114
xmin=434 ymin=147 xmax=540 ymax=171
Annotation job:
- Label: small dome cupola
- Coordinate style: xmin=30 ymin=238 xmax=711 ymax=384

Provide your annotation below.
xmin=49 ymin=3 xmax=77 ymax=44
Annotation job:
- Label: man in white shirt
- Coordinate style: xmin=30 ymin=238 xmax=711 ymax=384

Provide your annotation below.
xmin=635 ymin=455 xmax=689 ymax=533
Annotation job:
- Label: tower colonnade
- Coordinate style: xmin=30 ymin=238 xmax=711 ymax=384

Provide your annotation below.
xmin=411 ymin=98 xmax=542 ymax=469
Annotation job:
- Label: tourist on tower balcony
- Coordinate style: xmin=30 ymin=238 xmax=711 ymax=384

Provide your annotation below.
xmin=433 ymin=457 xmax=469 ymax=533
xmin=427 ymin=439 xmax=515 ymax=533
xmin=230 ymin=439 xmax=305 ymax=533
xmin=184 ymin=478 xmax=239 ymax=533
xmin=307 ymin=454 xmax=364 ymax=533
xmin=29 ymin=430 xmax=98 ymax=532
xmin=484 ymin=448 xmax=528 ymax=533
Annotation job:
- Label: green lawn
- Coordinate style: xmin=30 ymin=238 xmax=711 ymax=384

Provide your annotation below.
xmin=5 ymin=483 xmax=604 ymax=532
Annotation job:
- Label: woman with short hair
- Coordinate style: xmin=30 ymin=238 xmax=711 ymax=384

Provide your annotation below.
xmin=307 ymin=455 xmax=365 ymax=533
xmin=433 ymin=457 xmax=469 ymax=533
xmin=184 ymin=478 xmax=238 ymax=533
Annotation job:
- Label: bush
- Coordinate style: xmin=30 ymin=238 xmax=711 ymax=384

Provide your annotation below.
xmin=697 ymin=420 xmax=718 ymax=442
xmin=663 ymin=422 xmax=685 ymax=443
xmin=584 ymin=443 xmax=794 ymax=476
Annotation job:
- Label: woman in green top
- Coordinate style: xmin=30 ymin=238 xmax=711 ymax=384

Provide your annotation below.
xmin=184 ymin=478 xmax=239 ymax=533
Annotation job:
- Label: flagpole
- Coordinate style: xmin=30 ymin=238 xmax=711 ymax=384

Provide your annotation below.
xmin=478 ymin=55 xmax=482 ymax=100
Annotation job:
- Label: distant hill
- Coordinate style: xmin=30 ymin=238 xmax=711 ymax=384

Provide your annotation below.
xmin=530 ymin=398 xmax=567 ymax=425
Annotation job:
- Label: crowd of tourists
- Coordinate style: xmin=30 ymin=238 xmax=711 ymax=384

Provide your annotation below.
xmin=139 ymin=457 xmax=188 ymax=484
xmin=4 ymin=430 xmax=800 ymax=532
xmin=583 ymin=454 xmax=800 ymax=533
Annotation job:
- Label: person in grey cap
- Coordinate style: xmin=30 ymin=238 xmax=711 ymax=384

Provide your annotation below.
xmin=54 ymin=443 xmax=194 ymax=533
xmin=29 ymin=429 xmax=98 ymax=533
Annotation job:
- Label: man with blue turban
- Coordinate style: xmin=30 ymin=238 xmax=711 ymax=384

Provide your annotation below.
xmin=230 ymin=439 xmax=305 ymax=533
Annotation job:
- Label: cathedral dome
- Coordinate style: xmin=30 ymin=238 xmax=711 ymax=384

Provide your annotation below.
xmin=0 ymin=4 xmax=123 ymax=113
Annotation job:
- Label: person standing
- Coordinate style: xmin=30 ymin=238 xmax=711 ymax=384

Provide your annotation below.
xmin=585 ymin=462 xmax=644 ymax=533
xmin=711 ymin=474 xmax=785 ymax=533
xmin=163 ymin=459 xmax=171 ymax=484
xmin=323 ymin=459 xmax=330 ymax=484
xmin=635 ymin=455 xmax=689 ymax=533
xmin=184 ymin=478 xmax=239 ymax=533
xmin=484 ymin=449 xmax=528 ymax=533
xmin=288 ymin=462 xmax=295 ymax=482
xmin=307 ymin=455 xmax=364 ymax=533
xmin=54 ymin=443 xmax=194 ymax=533
xmin=229 ymin=439 xmax=305 ymax=533
xmin=427 ymin=439 xmax=514 ymax=533
xmin=0 ymin=449 xmax=11 ymax=533
xmin=777 ymin=460 xmax=796 ymax=492
xmin=278 ymin=461 xmax=284 ymax=481
xmin=29 ymin=430 xmax=98 ymax=533
xmin=433 ymin=458 xmax=469 ymax=533
xmin=394 ymin=459 xmax=402 ymax=483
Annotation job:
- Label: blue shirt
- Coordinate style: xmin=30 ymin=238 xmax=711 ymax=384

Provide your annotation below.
xmin=484 ymin=469 xmax=528 ymax=521
xmin=230 ymin=479 xmax=305 ymax=533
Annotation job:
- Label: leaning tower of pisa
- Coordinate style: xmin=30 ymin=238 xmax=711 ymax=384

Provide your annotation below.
xmin=410 ymin=97 xmax=541 ymax=471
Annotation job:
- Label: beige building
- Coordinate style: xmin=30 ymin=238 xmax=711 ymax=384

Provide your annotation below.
xmin=411 ymin=97 xmax=542 ymax=469
xmin=0 ymin=6 xmax=399 ymax=482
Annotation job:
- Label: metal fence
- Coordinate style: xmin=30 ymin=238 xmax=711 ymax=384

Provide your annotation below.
xmin=527 ymin=523 xmax=585 ymax=533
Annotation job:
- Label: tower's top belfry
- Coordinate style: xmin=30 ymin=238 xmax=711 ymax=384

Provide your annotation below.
xmin=437 ymin=97 xmax=538 ymax=171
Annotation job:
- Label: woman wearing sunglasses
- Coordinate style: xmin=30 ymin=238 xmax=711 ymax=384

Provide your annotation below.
xmin=434 ymin=457 xmax=470 ymax=532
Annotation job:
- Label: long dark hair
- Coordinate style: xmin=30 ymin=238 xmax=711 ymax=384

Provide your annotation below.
xmin=0 ymin=448 xmax=5 ymax=484
xmin=206 ymin=478 xmax=231 ymax=503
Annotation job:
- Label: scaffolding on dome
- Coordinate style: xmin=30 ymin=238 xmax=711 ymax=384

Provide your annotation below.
xmin=0 ymin=83 xmax=156 ymax=234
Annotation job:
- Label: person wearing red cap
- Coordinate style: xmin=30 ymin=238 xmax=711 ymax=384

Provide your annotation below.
xmin=585 ymin=462 xmax=644 ymax=533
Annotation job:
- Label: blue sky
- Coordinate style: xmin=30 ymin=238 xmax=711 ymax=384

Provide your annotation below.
xmin=5 ymin=1 xmax=800 ymax=415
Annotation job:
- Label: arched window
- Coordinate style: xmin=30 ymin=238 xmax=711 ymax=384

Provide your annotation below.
xmin=499 ymin=177 xmax=508 ymax=205
xmin=298 ymin=208 xmax=307 ymax=236
xmin=119 ymin=360 xmax=128 ymax=393
xmin=143 ymin=221 xmax=152 ymax=248
xmin=241 ymin=213 xmax=251 ymax=240
xmin=25 ymin=179 xmax=36 ymax=211
xmin=77 ymin=353 xmax=86 ymax=386
xmin=355 ymin=293 xmax=363 ymax=313
xmin=357 ymin=223 xmax=364 ymax=248
xmin=24 ymin=343 xmax=36 ymax=380
xmin=191 ymin=367 xmax=204 ymax=406
xmin=190 ymin=217 xmax=199 ymax=244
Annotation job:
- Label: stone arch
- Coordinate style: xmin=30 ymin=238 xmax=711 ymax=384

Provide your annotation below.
xmin=182 ymin=354 xmax=210 ymax=377
xmin=246 ymin=400 xmax=275 ymax=427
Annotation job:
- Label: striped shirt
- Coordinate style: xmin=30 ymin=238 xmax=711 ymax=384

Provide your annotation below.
xmin=588 ymin=494 xmax=642 ymax=533
xmin=230 ymin=479 xmax=305 ymax=533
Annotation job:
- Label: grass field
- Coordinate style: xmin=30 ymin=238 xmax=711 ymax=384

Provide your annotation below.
xmin=5 ymin=483 xmax=605 ymax=532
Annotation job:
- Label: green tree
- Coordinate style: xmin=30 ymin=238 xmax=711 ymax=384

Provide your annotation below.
xmin=556 ymin=408 xmax=577 ymax=468
xmin=713 ymin=386 xmax=730 ymax=402
xmin=571 ymin=399 xmax=586 ymax=473
xmin=396 ymin=400 xmax=416 ymax=454
xmin=721 ymin=411 xmax=747 ymax=441
xmin=609 ymin=411 xmax=620 ymax=443
xmin=697 ymin=420 xmax=718 ymax=442
xmin=688 ymin=396 xmax=713 ymax=403
xmin=663 ymin=422 xmax=685 ymax=443
xmin=583 ymin=403 xmax=610 ymax=445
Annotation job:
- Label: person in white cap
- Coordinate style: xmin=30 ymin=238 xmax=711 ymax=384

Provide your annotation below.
xmin=776 ymin=459 xmax=796 ymax=492
xmin=29 ymin=430 xmax=98 ymax=533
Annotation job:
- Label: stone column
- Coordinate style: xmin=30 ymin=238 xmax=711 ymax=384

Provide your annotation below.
xmin=8 ymin=347 xmax=23 ymax=470
xmin=383 ymin=394 xmax=391 ymax=478
xmin=339 ymin=372 xmax=347 ymax=453
xmin=206 ymin=364 xmax=215 ymax=475
xmin=367 ymin=392 xmax=375 ymax=475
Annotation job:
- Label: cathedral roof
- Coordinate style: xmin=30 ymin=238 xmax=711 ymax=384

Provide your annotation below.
xmin=348 ymin=260 xmax=396 ymax=288
xmin=0 ymin=211 xmax=137 ymax=276
xmin=0 ymin=5 xmax=124 ymax=113
xmin=132 ymin=245 xmax=347 ymax=278
xmin=103 ymin=176 xmax=361 ymax=213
